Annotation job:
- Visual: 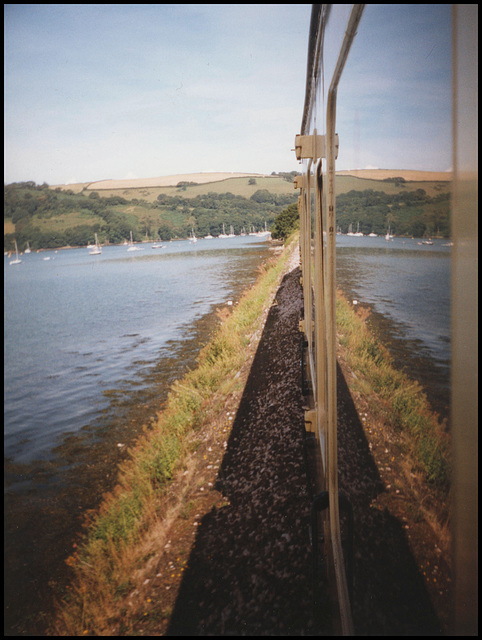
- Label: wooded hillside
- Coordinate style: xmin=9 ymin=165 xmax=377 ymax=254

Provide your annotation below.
xmin=4 ymin=172 xmax=451 ymax=251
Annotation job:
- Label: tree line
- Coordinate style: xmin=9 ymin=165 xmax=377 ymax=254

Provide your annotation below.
xmin=269 ymin=187 xmax=451 ymax=241
xmin=4 ymin=180 xmax=450 ymax=252
xmin=155 ymin=189 xmax=298 ymax=240
xmin=336 ymin=188 xmax=450 ymax=237
xmin=4 ymin=182 xmax=298 ymax=251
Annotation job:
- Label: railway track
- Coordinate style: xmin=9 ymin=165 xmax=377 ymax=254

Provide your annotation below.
xmin=129 ymin=260 xmax=446 ymax=636
xmin=82 ymin=5 xmax=478 ymax=635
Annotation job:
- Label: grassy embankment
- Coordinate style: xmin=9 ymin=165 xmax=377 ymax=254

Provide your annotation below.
xmin=336 ymin=290 xmax=451 ymax=493
xmin=52 ymin=237 xmax=297 ymax=636
xmin=51 ymin=231 xmax=450 ymax=634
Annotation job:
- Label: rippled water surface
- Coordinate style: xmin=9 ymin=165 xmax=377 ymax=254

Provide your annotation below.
xmin=4 ymin=233 xmax=451 ymax=633
xmin=5 ymin=237 xmax=270 ymax=468
xmin=4 ymin=235 xmax=272 ymax=633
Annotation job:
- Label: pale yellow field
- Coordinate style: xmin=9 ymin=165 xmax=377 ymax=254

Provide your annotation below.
xmin=52 ymin=182 xmax=91 ymax=193
xmin=336 ymin=169 xmax=452 ymax=181
xmin=52 ymin=169 xmax=452 ymax=195
xmin=85 ymin=172 xmax=268 ymax=191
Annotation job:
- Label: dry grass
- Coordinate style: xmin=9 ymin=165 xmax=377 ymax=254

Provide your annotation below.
xmin=85 ymin=172 xmax=268 ymax=191
xmin=336 ymin=291 xmax=450 ymax=490
xmin=4 ymin=220 xmax=16 ymax=234
xmin=336 ymin=169 xmax=452 ymax=181
xmin=51 ymin=239 xmax=297 ymax=636
xmin=51 ymin=169 xmax=452 ymax=197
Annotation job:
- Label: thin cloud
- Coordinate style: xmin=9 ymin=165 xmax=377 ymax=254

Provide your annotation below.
xmin=5 ymin=4 xmax=452 ymax=184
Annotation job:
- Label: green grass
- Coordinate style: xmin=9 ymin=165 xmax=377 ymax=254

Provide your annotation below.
xmin=336 ymin=290 xmax=450 ymax=489
xmin=334 ymin=175 xmax=450 ymax=198
xmin=83 ymin=175 xmax=451 ymax=203
xmin=30 ymin=211 xmax=101 ymax=231
xmin=84 ymin=176 xmax=296 ymax=202
xmin=52 ymin=238 xmax=296 ymax=636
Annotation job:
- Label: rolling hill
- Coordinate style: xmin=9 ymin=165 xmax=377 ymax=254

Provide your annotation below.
xmin=5 ymin=170 xmax=451 ymax=251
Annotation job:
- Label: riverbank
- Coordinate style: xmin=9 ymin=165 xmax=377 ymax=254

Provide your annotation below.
xmin=335 ymin=291 xmax=452 ymax=632
xmin=51 ymin=233 xmax=451 ymax=635
xmin=5 ymin=235 xmax=283 ymax=635
xmin=51 ymin=237 xmax=299 ymax=635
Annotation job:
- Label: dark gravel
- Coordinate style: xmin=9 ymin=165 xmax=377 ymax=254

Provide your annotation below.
xmin=167 ymin=266 xmax=316 ymax=635
xmin=158 ymin=265 xmax=446 ymax=636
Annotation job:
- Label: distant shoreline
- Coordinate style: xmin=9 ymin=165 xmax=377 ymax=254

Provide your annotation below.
xmin=6 ymin=234 xmax=452 ymax=257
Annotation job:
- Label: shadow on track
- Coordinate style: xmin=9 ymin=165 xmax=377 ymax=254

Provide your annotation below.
xmin=166 ymin=267 xmax=442 ymax=636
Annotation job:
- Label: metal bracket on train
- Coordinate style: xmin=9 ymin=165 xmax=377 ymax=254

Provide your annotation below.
xmin=294 ymin=133 xmax=339 ymax=161
xmin=310 ymin=492 xmax=354 ymax=621
xmin=304 ymin=409 xmax=317 ymax=434
xmin=293 ymin=175 xmax=305 ymax=189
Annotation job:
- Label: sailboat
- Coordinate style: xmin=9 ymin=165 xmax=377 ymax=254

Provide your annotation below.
xmin=258 ymin=221 xmax=271 ymax=237
xmin=9 ymin=239 xmax=22 ymax=265
xmin=353 ymin=222 xmax=364 ymax=237
xmin=127 ymin=231 xmax=142 ymax=251
xmin=190 ymin=228 xmax=197 ymax=243
xmin=385 ymin=225 xmax=393 ymax=241
xmin=24 ymin=242 xmax=31 ymax=254
xmin=89 ymin=233 xmax=102 ymax=255
xmin=219 ymin=224 xmax=229 ymax=239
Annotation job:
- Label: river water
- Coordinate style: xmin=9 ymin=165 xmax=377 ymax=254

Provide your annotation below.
xmin=4 ymin=233 xmax=451 ymax=632
xmin=336 ymin=234 xmax=451 ymax=421
xmin=4 ymin=236 xmax=273 ymax=469
xmin=4 ymin=235 xmax=273 ymax=633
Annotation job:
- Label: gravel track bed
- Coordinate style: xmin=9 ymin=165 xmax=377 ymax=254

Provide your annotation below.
xmin=166 ymin=266 xmax=315 ymax=635
xmin=134 ymin=262 xmax=447 ymax=636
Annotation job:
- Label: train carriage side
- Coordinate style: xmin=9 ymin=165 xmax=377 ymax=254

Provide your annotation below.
xmin=294 ymin=4 xmax=477 ymax=635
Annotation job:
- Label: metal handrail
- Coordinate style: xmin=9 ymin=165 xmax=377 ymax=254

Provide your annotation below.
xmin=296 ymin=4 xmax=365 ymax=635
xmin=324 ymin=7 xmax=364 ymax=636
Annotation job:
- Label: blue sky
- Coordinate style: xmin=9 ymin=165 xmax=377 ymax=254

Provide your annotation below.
xmin=4 ymin=4 xmax=452 ymax=185
xmin=336 ymin=4 xmax=452 ymax=173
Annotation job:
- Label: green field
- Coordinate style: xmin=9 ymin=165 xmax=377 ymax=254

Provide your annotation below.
xmin=81 ymin=174 xmax=451 ymax=202
xmin=335 ymin=175 xmax=450 ymax=198
xmin=84 ymin=175 xmax=296 ymax=202
xmin=4 ymin=174 xmax=451 ymax=251
xmin=29 ymin=210 xmax=101 ymax=232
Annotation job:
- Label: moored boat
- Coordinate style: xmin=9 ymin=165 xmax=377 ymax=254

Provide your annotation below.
xmin=9 ymin=239 xmax=22 ymax=265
